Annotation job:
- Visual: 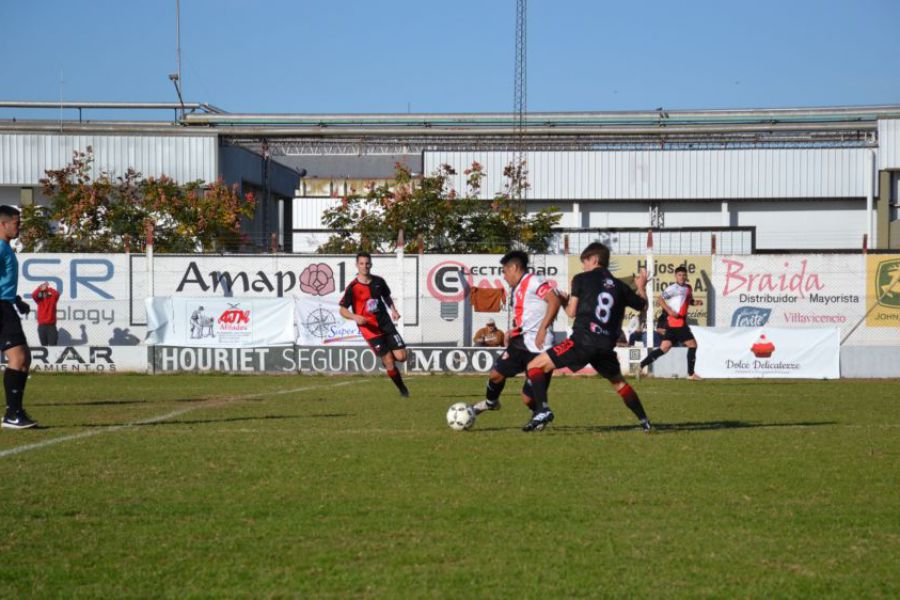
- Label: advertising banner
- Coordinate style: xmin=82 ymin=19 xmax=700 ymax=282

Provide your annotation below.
xmin=298 ymin=346 xmax=504 ymax=374
xmin=151 ymin=346 xmax=299 ymax=373
xmin=19 ymin=254 xmax=139 ymax=348
xmin=145 ymin=297 xmax=295 ymax=347
xmin=294 ymin=295 xmax=366 ymax=346
xmin=2 ymin=346 xmax=148 ymax=373
xmin=693 ymin=326 xmax=840 ymax=379
xmin=713 ymin=254 xmax=865 ymax=340
xmin=866 ymin=255 xmax=900 ymax=327
xmin=130 ymin=254 xmax=420 ymax=331
xmin=420 ymin=255 xmax=569 ymax=346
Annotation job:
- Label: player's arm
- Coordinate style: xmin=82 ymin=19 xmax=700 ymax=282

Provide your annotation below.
xmin=379 ymin=279 xmax=401 ymax=321
xmin=535 ymin=286 xmax=562 ymax=347
xmin=628 ymin=269 xmax=650 ymax=312
xmin=563 ymin=275 xmax=581 ymax=318
xmin=687 ymin=285 xmax=696 ymax=306
xmin=659 ymin=284 xmax=677 ymax=316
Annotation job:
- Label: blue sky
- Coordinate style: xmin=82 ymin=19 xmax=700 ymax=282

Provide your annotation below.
xmin=2 ymin=0 xmax=899 ymax=118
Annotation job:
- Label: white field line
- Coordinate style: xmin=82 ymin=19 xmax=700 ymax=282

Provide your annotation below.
xmin=0 ymin=379 xmax=364 ymax=459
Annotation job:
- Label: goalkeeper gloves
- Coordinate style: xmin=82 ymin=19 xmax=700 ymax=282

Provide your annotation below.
xmin=14 ymin=295 xmax=30 ymax=315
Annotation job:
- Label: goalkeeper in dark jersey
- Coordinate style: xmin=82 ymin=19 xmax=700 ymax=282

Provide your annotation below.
xmin=523 ymin=242 xmax=653 ymax=433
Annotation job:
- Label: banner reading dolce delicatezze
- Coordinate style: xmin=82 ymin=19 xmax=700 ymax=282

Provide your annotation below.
xmin=693 ymin=326 xmax=840 ymax=379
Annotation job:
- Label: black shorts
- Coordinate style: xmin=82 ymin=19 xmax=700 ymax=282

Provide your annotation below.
xmin=547 ymin=333 xmax=622 ymax=379
xmin=493 ymin=336 xmax=538 ymax=378
xmin=0 ymin=301 xmax=28 ymax=351
xmin=366 ymin=323 xmax=406 ymax=357
xmin=663 ymin=325 xmax=695 ymax=345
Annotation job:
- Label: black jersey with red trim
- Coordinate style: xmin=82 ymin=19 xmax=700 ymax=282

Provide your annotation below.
xmin=570 ymin=267 xmax=647 ymax=347
xmin=339 ymin=275 xmax=396 ymax=340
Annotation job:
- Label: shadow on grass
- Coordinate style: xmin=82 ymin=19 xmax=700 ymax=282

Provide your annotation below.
xmin=473 ymin=420 xmax=837 ymax=434
xmin=30 ymin=399 xmax=152 ymax=407
xmin=54 ymin=413 xmax=353 ymax=429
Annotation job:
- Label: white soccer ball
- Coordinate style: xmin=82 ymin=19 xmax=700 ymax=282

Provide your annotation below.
xmin=446 ymin=402 xmax=476 ymax=431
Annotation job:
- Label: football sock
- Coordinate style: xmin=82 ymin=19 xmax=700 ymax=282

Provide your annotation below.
xmin=640 ymin=348 xmax=665 ymax=368
xmin=687 ymin=347 xmax=697 ymax=375
xmin=386 ymin=368 xmax=407 ymax=392
xmin=486 ymin=379 xmax=505 ymax=401
xmin=616 ymin=383 xmax=648 ymax=422
xmin=4 ymin=368 xmax=28 ymax=414
xmin=526 ymin=368 xmax=549 ymax=412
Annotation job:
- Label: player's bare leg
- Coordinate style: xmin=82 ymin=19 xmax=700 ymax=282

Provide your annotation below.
xmin=609 ymin=374 xmax=652 ymax=433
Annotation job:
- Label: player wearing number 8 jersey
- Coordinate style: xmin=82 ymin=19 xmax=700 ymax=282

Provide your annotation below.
xmin=523 ymin=242 xmax=653 ymax=433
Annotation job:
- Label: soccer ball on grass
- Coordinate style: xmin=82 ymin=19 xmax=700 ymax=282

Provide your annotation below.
xmin=446 ymin=402 xmax=476 ymax=431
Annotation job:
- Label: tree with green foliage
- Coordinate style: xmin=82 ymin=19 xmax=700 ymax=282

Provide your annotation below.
xmin=19 ymin=147 xmax=256 ymax=253
xmin=317 ymin=161 xmax=560 ymax=254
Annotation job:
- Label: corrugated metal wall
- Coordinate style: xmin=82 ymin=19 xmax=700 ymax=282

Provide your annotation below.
xmin=425 ymin=148 xmax=870 ymax=200
xmin=292 ymin=197 xmax=343 ymax=229
xmin=878 ymin=119 xmax=900 ymax=170
xmin=0 ymin=132 xmax=217 ymax=185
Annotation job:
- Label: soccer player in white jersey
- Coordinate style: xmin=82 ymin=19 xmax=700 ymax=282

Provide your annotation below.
xmin=472 ymin=251 xmax=562 ymax=429
xmin=639 ymin=265 xmax=701 ymax=379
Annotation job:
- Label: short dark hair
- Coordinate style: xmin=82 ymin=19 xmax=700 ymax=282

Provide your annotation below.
xmin=675 ymin=265 xmax=688 ymax=275
xmin=0 ymin=205 xmax=21 ymax=220
xmin=500 ymin=250 xmax=529 ymax=270
xmin=580 ymin=242 xmax=610 ymax=267
xmin=356 ymin=251 xmax=372 ymax=261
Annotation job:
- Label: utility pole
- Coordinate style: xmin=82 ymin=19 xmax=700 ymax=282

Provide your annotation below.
xmin=513 ymin=0 xmax=527 ymax=201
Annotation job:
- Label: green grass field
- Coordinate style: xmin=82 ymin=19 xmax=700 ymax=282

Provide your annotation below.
xmin=1 ymin=373 xmax=898 ymax=598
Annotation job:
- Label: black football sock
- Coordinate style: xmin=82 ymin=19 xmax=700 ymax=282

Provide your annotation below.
xmin=4 ymin=368 xmax=28 ymax=415
xmin=486 ymin=379 xmax=505 ymax=401
xmin=617 ymin=383 xmax=648 ymax=422
xmin=526 ymin=368 xmax=549 ymax=412
xmin=387 ymin=368 xmax=407 ymax=393
xmin=687 ymin=347 xmax=697 ymax=375
xmin=640 ymin=348 xmax=665 ymax=368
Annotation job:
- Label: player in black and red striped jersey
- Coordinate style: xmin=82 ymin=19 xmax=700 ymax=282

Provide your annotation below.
xmin=524 ymin=242 xmax=653 ymax=433
xmin=339 ymin=252 xmax=409 ymax=397
xmin=639 ymin=265 xmax=701 ymax=379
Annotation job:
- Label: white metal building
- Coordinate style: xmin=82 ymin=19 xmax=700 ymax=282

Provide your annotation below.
xmin=2 ymin=102 xmax=899 ymax=253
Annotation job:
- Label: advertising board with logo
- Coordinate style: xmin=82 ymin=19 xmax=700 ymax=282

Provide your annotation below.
xmin=713 ymin=254 xmax=866 ymax=342
xmin=866 ymin=255 xmax=900 ymax=332
xmin=145 ymin=297 xmax=295 ymax=347
xmin=421 ymin=255 xmax=569 ymax=345
xmin=151 ymin=346 xmax=299 ymax=373
xmin=130 ymin=255 xmax=420 ymax=343
xmin=19 ymin=254 xmax=139 ymax=348
xmin=1 ymin=345 xmax=148 ymax=373
xmin=692 ymin=326 xmax=840 ymax=379
xmin=297 ymin=346 xmax=504 ymax=374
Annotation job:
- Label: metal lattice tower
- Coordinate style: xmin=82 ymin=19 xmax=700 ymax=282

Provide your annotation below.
xmin=513 ymin=0 xmax=527 ymax=199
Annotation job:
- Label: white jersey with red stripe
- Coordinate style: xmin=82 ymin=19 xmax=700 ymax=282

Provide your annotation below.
xmin=661 ymin=282 xmax=693 ymax=327
xmin=509 ymin=273 xmax=556 ymax=353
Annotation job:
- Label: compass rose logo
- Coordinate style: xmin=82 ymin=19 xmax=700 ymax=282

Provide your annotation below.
xmin=305 ymin=306 xmax=337 ymax=338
